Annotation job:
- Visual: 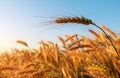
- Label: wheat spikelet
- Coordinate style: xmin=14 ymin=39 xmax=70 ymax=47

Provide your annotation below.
xmin=18 ymin=70 xmax=36 ymax=75
xmin=65 ymin=34 xmax=78 ymax=42
xmin=16 ymin=40 xmax=28 ymax=47
xmin=87 ymin=63 xmax=107 ymax=73
xmin=29 ymin=69 xmax=51 ymax=78
xmin=67 ymin=39 xmax=84 ymax=48
xmin=68 ymin=45 xmax=91 ymax=50
xmin=54 ymin=44 xmax=59 ymax=64
xmin=47 ymin=41 xmax=54 ymax=46
xmin=58 ymin=36 xmax=65 ymax=45
xmin=71 ymin=56 xmax=80 ymax=75
xmin=29 ymin=71 xmax=44 ymax=78
xmin=89 ymin=29 xmax=101 ymax=40
xmin=24 ymin=63 xmax=36 ymax=69
xmin=61 ymin=67 xmax=67 ymax=78
xmin=39 ymin=40 xmax=47 ymax=50
xmin=0 ymin=67 xmax=18 ymax=71
xmin=54 ymin=16 xmax=93 ymax=25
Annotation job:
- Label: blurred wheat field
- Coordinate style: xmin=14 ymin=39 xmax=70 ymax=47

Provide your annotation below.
xmin=0 ymin=25 xmax=120 ymax=78
xmin=0 ymin=15 xmax=120 ymax=78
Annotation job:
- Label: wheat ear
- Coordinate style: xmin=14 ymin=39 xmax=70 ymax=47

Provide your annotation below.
xmin=16 ymin=40 xmax=28 ymax=47
xmin=55 ymin=16 xmax=93 ymax=25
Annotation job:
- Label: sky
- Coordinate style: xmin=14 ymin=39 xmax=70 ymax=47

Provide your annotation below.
xmin=0 ymin=0 xmax=120 ymax=51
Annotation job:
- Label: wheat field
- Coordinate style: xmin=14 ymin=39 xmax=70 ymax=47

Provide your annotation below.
xmin=0 ymin=16 xmax=120 ymax=78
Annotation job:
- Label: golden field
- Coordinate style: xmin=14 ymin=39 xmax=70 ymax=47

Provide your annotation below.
xmin=0 ymin=25 xmax=120 ymax=78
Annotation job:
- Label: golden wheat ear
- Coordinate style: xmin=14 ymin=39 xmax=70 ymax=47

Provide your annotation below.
xmin=16 ymin=40 xmax=28 ymax=47
xmin=54 ymin=16 xmax=93 ymax=25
